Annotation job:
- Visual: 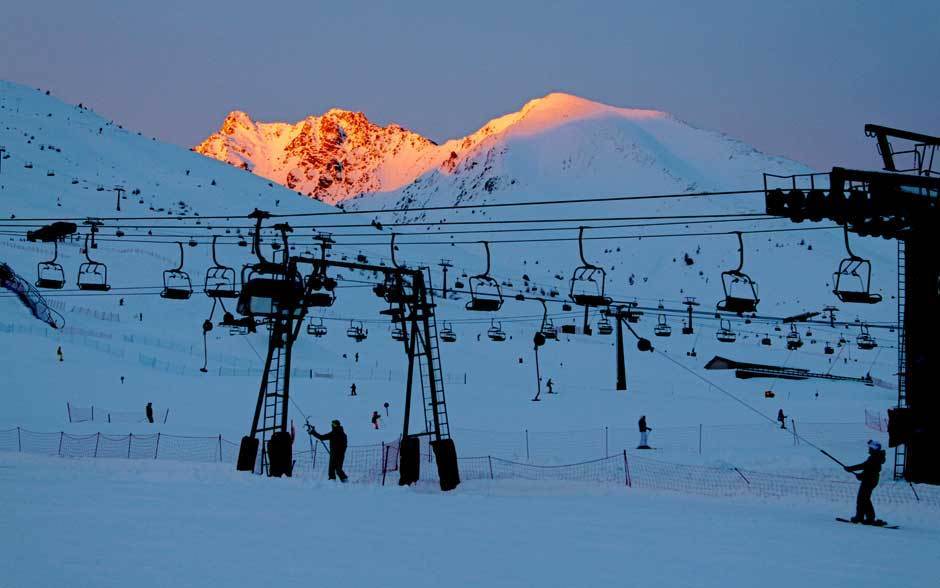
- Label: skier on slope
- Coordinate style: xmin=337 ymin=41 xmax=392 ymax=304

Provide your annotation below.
xmin=638 ymin=415 xmax=653 ymax=449
xmin=777 ymin=409 xmax=787 ymax=430
xmin=371 ymin=411 xmax=381 ymax=430
xmin=145 ymin=402 xmax=154 ymax=424
xmin=844 ymin=440 xmax=887 ymax=525
xmin=308 ymin=419 xmax=349 ymax=482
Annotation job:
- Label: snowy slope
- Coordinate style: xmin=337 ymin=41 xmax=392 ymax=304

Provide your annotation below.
xmin=0 ymin=80 xmax=901 ymax=476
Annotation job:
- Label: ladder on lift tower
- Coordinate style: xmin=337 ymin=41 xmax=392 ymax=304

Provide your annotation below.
xmin=894 ymin=240 xmax=907 ymax=480
xmin=417 ymin=269 xmax=451 ymax=441
xmin=258 ymin=336 xmax=286 ymax=474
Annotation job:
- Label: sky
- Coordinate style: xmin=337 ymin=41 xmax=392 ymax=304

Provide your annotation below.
xmin=1 ymin=0 xmax=938 ymax=171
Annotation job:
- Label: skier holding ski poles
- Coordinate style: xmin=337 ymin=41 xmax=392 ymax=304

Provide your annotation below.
xmin=307 ymin=419 xmax=349 ymax=483
xmin=843 ymin=440 xmax=887 ymax=525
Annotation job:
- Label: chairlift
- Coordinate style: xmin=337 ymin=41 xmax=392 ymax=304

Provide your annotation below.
xmin=35 ymin=240 xmax=66 ymax=289
xmin=466 ymin=241 xmax=504 ymax=311
xmin=391 ymin=323 xmax=408 ymax=342
xmin=717 ymin=232 xmax=760 ymax=314
xmin=716 ymin=319 xmax=736 ymax=343
xmin=346 ymin=320 xmax=368 ymax=342
xmin=237 ymin=217 xmax=305 ymax=318
xmin=77 ymin=233 xmax=111 ymax=291
xmin=569 ymin=227 xmax=612 ymax=307
xmin=786 ymin=324 xmax=804 ymax=350
xmin=454 ymin=279 xmax=465 ymax=290
xmin=681 ymin=320 xmax=693 ymax=335
xmin=536 ymin=298 xmax=558 ymax=340
xmin=597 ymin=314 xmax=614 ymax=335
xmin=487 ymin=319 xmax=506 ymax=342
xmin=654 ymin=314 xmax=672 ymax=337
xmin=824 ymin=342 xmax=834 ymax=355
xmin=856 ymin=325 xmax=877 ymax=350
xmin=205 ymin=236 xmax=238 ymax=299
xmin=833 ymin=225 xmax=882 ymax=304
xmin=160 ymin=242 xmax=194 ymax=300
xmin=560 ymin=324 xmax=577 ymax=335
xmin=440 ymin=322 xmax=457 ymax=343
xmin=306 ymin=317 xmax=327 ymax=338
xmin=761 ymin=334 xmax=772 ymax=346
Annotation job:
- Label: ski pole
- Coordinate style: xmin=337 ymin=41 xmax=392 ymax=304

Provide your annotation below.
xmin=820 ymin=449 xmax=848 ymax=468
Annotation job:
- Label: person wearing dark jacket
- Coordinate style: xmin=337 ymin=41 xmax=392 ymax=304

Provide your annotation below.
xmin=309 ymin=419 xmax=348 ymax=482
xmin=777 ymin=409 xmax=787 ymax=430
xmin=844 ymin=440 xmax=887 ymax=524
xmin=638 ymin=416 xmax=652 ymax=449
xmin=145 ymin=402 xmax=154 ymax=424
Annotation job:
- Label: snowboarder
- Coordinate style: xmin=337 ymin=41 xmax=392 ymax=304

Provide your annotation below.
xmin=308 ymin=420 xmax=348 ymax=482
xmin=145 ymin=402 xmax=154 ymax=424
xmin=56 ymin=346 xmax=63 ymax=362
xmin=350 ymin=383 xmax=357 ymax=396
xmin=777 ymin=409 xmax=787 ymax=430
xmin=371 ymin=411 xmax=381 ymax=429
xmin=844 ymin=440 xmax=887 ymax=524
xmin=638 ymin=416 xmax=652 ymax=449
xmin=546 ymin=378 xmax=554 ymax=394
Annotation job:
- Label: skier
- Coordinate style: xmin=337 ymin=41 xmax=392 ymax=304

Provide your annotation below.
xmin=546 ymin=378 xmax=554 ymax=394
xmin=355 ymin=352 xmax=359 ymax=364
xmin=844 ymin=440 xmax=887 ymax=525
xmin=350 ymin=383 xmax=357 ymax=396
xmin=56 ymin=346 xmax=63 ymax=362
xmin=145 ymin=402 xmax=154 ymax=424
xmin=777 ymin=409 xmax=787 ymax=430
xmin=638 ymin=415 xmax=652 ymax=449
xmin=371 ymin=410 xmax=381 ymax=429
xmin=308 ymin=420 xmax=348 ymax=482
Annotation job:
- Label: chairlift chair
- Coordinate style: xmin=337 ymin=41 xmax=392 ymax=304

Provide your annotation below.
xmin=391 ymin=325 xmax=407 ymax=342
xmin=833 ymin=225 xmax=882 ymax=304
xmin=205 ymin=236 xmax=238 ymax=299
xmin=346 ymin=320 xmax=368 ymax=342
xmin=569 ymin=227 xmax=612 ymax=307
xmin=654 ymin=314 xmax=672 ymax=337
xmin=717 ymin=232 xmax=760 ymax=314
xmin=597 ymin=315 xmax=614 ymax=335
xmin=487 ymin=319 xmax=506 ymax=342
xmin=77 ymin=233 xmax=111 ymax=291
xmin=466 ymin=241 xmax=504 ymax=311
xmin=716 ymin=319 xmax=736 ymax=343
xmin=824 ymin=342 xmax=835 ymax=355
xmin=35 ymin=240 xmax=66 ymax=289
xmin=440 ymin=322 xmax=457 ymax=343
xmin=307 ymin=317 xmax=328 ymax=338
xmin=786 ymin=325 xmax=804 ymax=350
xmin=536 ymin=298 xmax=558 ymax=340
xmin=856 ymin=325 xmax=878 ymax=350
xmin=160 ymin=242 xmax=194 ymax=300
xmin=761 ymin=335 xmax=772 ymax=346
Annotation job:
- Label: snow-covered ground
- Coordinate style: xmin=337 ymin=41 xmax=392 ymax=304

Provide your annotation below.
xmin=3 ymin=453 xmax=939 ymax=588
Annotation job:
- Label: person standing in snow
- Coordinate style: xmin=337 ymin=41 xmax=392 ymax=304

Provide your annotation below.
xmin=546 ymin=378 xmax=554 ymax=394
xmin=638 ymin=415 xmax=652 ymax=449
xmin=350 ymin=383 xmax=357 ymax=396
xmin=56 ymin=346 xmax=63 ymax=362
xmin=371 ymin=411 xmax=381 ymax=429
xmin=844 ymin=440 xmax=886 ymax=524
xmin=146 ymin=402 xmax=154 ymax=424
xmin=308 ymin=420 xmax=348 ymax=482
xmin=777 ymin=409 xmax=787 ymax=430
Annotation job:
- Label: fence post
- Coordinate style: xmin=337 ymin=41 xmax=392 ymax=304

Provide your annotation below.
xmin=525 ymin=429 xmax=530 ymax=462
xmin=17 ymin=426 xmax=21 ymax=452
xmin=623 ymin=450 xmax=632 ymax=487
xmin=381 ymin=443 xmax=388 ymax=486
xmin=154 ymin=433 xmax=160 ymax=459
xmin=67 ymin=402 xmax=72 ymax=423
xmin=605 ymin=426 xmax=609 ymax=458
xmin=94 ymin=432 xmax=100 ymax=457
xmin=58 ymin=432 xmax=63 ymax=456
xmin=699 ymin=424 xmax=703 ymax=455
xmin=164 ymin=409 xmax=169 ymax=424
xmin=312 ymin=439 xmax=318 ymax=470
xmin=128 ymin=433 xmax=133 ymax=458
xmin=488 ymin=455 xmax=494 ymax=480
xmin=91 ymin=406 xmax=94 ymax=421
xmin=792 ymin=420 xmax=798 ymax=446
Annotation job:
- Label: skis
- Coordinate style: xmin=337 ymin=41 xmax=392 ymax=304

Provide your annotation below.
xmin=835 ymin=517 xmax=899 ymax=529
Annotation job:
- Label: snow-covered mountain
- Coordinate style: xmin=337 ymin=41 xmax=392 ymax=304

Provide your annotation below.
xmin=196 ymin=93 xmax=808 ymax=209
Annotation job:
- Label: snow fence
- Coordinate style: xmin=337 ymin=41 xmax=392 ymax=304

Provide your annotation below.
xmin=1 ymin=427 xmax=936 ymax=510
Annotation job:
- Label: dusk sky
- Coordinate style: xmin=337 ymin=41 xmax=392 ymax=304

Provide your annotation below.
xmin=2 ymin=0 xmax=937 ymax=171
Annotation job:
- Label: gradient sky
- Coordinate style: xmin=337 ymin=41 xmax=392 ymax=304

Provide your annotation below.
xmin=2 ymin=0 xmax=937 ymax=171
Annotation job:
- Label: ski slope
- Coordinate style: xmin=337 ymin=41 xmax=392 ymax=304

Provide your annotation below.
xmin=1 ymin=80 xmax=934 ymax=587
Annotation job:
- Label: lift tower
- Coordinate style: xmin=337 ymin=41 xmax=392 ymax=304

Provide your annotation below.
xmin=234 ymin=213 xmax=459 ymax=490
xmin=764 ymin=125 xmax=940 ymax=484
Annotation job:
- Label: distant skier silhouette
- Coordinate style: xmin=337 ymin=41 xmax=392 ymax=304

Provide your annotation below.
xmin=350 ymin=383 xmax=357 ymax=396
xmin=638 ymin=416 xmax=653 ymax=449
xmin=371 ymin=411 xmax=381 ymax=430
xmin=146 ymin=402 xmax=154 ymax=424
xmin=777 ymin=409 xmax=787 ymax=430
